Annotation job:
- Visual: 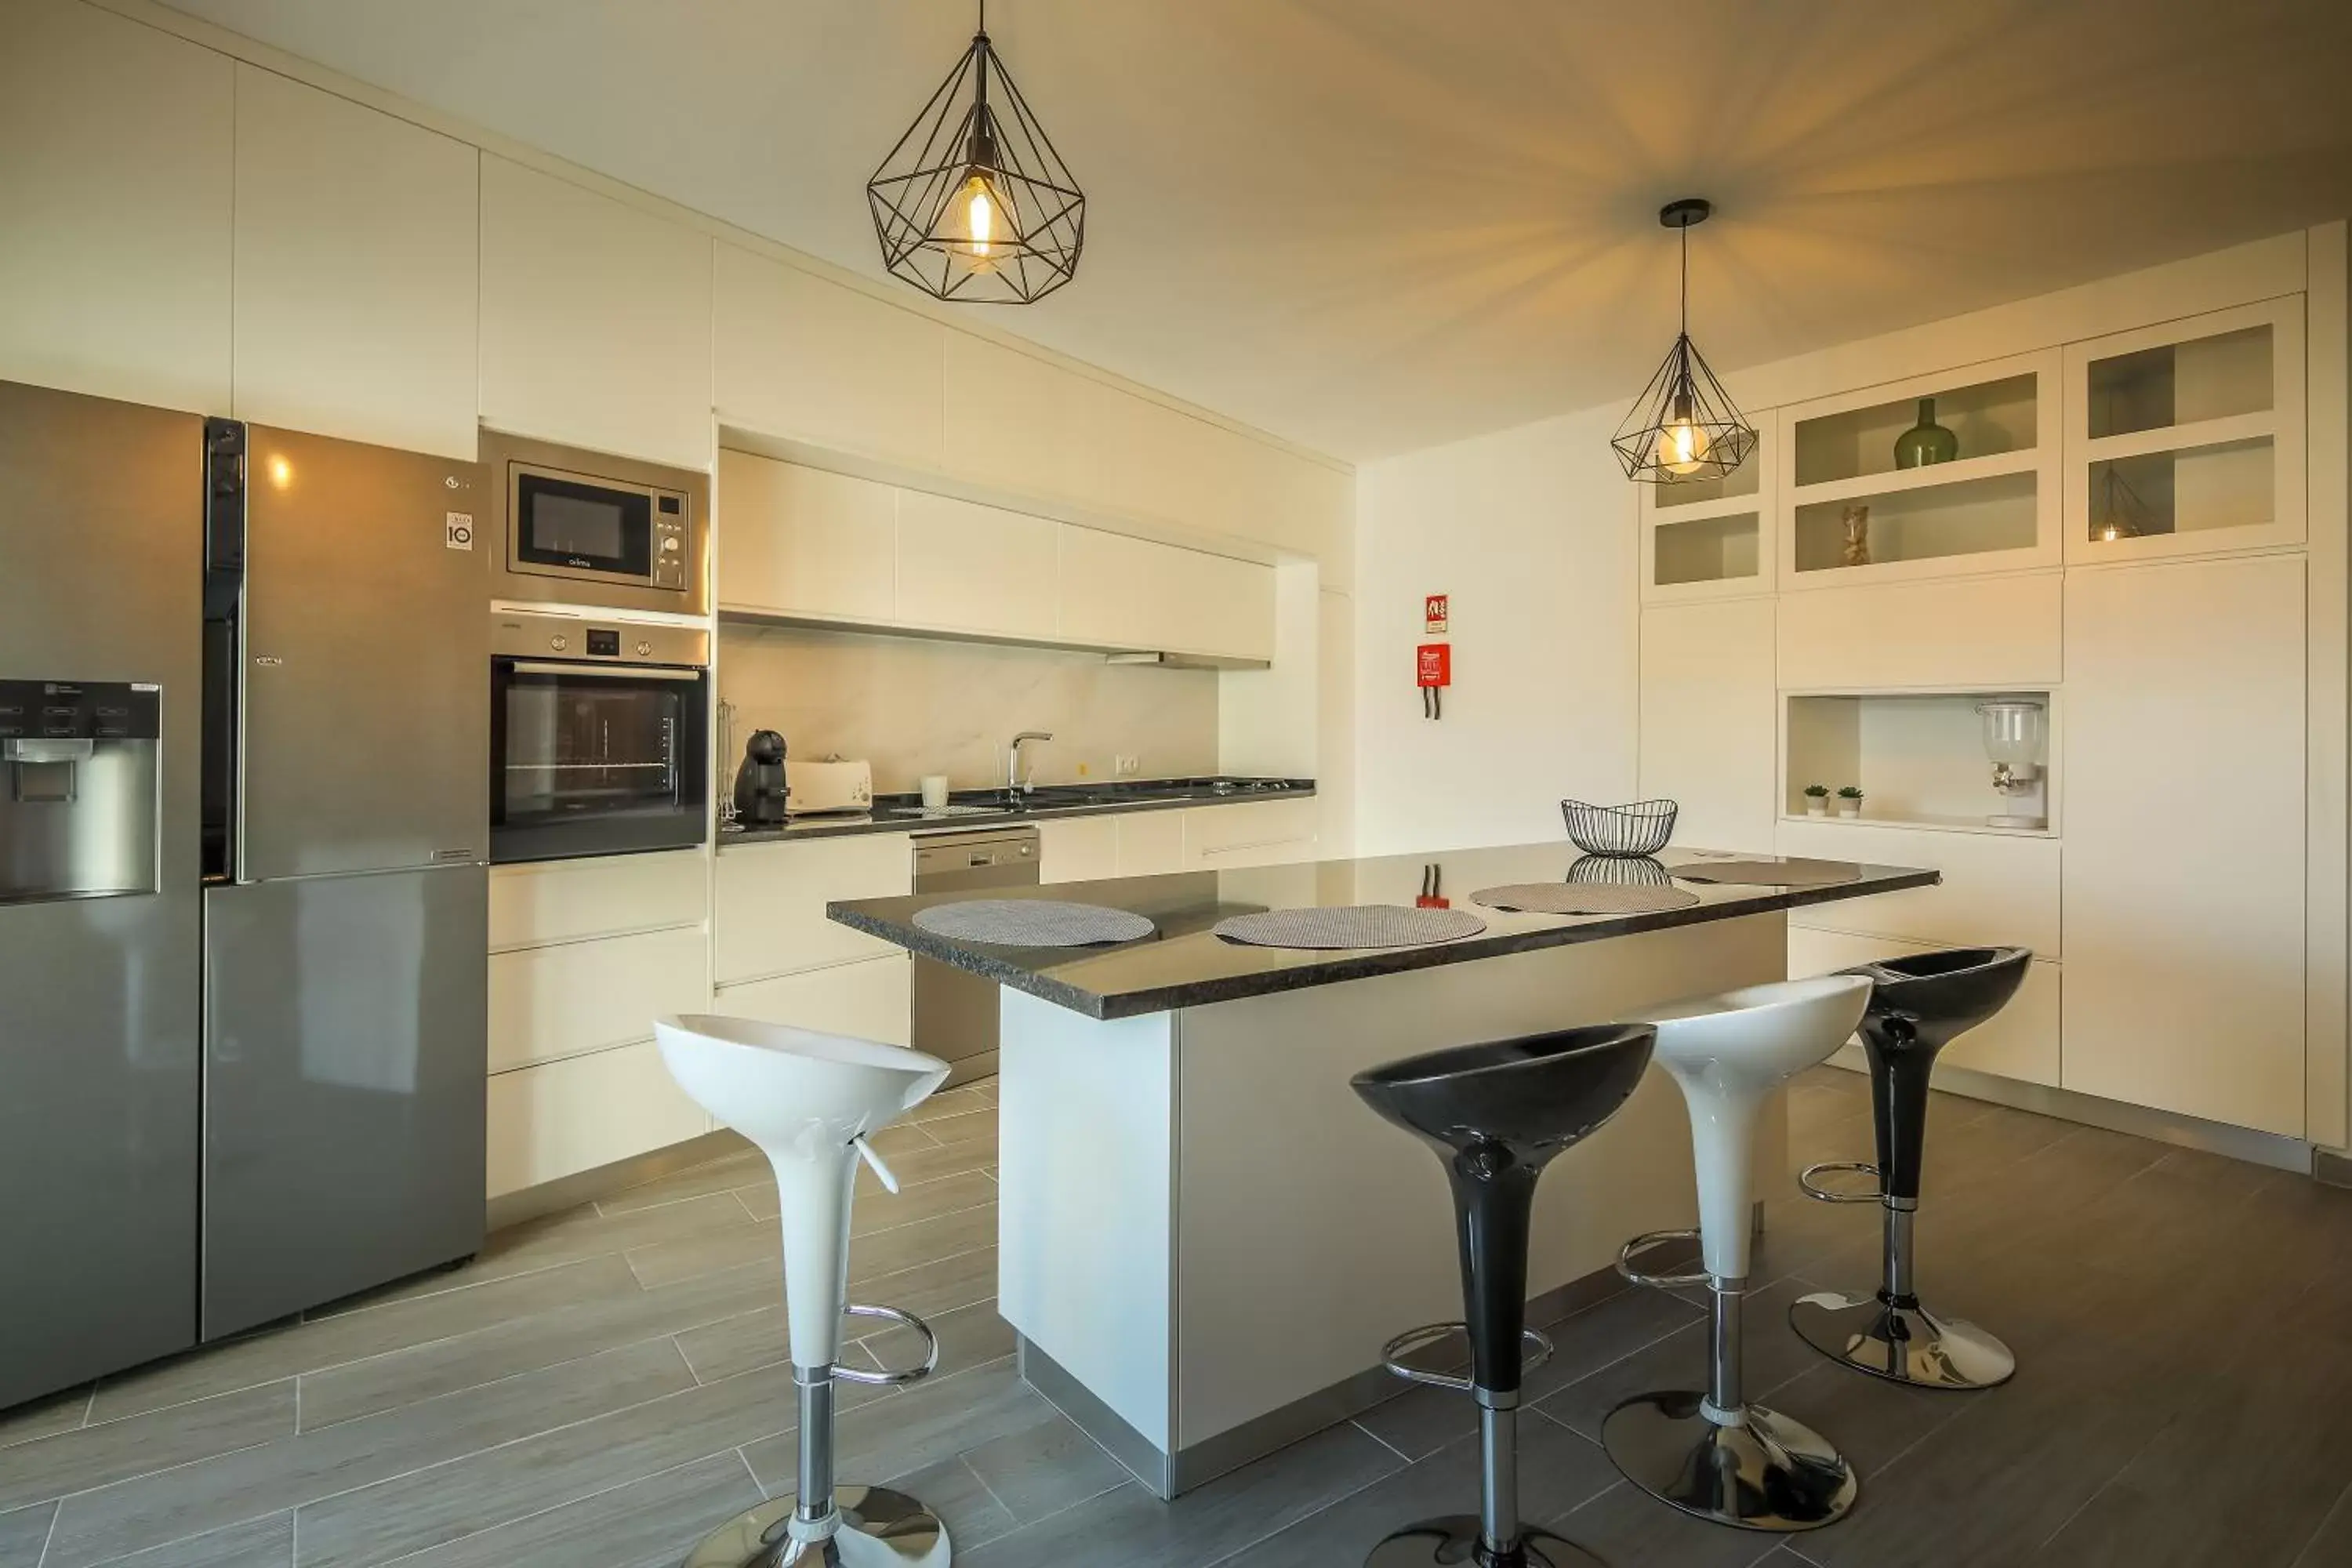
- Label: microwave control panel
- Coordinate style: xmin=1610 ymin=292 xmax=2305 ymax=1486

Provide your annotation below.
xmin=652 ymin=492 xmax=688 ymax=590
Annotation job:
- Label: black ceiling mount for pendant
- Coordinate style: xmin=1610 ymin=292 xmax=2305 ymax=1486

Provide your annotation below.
xmin=1611 ymin=198 xmax=1759 ymax=485
xmin=866 ymin=0 xmax=1085 ymax=305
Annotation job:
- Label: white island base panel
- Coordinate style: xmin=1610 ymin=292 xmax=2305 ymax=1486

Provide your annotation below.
xmin=995 ymin=911 xmax=1790 ymax=1498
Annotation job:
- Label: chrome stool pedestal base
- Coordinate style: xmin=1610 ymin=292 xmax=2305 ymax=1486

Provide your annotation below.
xmin=1600 ymin=1392 xmax=1858 ymax=1534
xmin=1789 ymin=1290 xmax=2016 ymax=1391
xmin=1363 ymin=1516 xmax=1602 ymax=1568
xmin=682 ymin=1488 xmax=950 ymax=1568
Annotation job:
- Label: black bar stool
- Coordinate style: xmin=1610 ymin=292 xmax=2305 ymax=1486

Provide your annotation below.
xmin=1352 ymin=1022 xmax=1657 ymax=1568
xmin=1790 ymin=946 xmax=2032 ymax=1391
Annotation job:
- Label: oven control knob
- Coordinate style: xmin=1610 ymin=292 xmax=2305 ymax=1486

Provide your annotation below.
xmin=549 ymin=634 xmax=568 ymax=653
xmin=635 ymin=640 xmax=654 ymax=658
xmin=660 ymin=537 xmax=681 ymax=554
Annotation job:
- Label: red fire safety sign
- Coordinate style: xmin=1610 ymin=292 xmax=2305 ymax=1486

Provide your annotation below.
xmin=1425 ymin=593 xmax=1449 ymax=634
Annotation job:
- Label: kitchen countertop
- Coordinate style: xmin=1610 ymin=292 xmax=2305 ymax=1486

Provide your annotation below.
xmin=829 ymin=842 xmax=1938 ymax=1018
xmin=719 ymin=777 xmax=1316 ymax=846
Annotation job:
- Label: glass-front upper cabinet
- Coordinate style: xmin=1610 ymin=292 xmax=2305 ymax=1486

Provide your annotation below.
xmin=1777 ymin=349 xmax=2063 ymax=590
xmin=2063 ymin=298 xmax=2305 ymax=563
xmin=1639 ymin=409 xmax=1777 ymax=604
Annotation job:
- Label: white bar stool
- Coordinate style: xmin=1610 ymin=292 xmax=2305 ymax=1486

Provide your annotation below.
xmin=1602 ymin=975 xmax=1872 ymax=1534
xmin=655 ymin=1014 xmax=956 ymax=1568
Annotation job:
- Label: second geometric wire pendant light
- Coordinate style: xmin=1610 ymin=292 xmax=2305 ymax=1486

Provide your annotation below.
xmin=1612 ymin=199 xmax=1758 ymax=485
xmin=867 ymin=0 xmax=1086 ymax=305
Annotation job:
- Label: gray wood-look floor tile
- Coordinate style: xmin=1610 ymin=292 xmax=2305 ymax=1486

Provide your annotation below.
xmin=0 ymin=1385 xmax=90 ymax=1450
xmin=0 ymin=1504 xmax=55 ymax=1568
xmin=91 ymin=1256 xmax=640 ymax=1425
xmin=365 ymin=1452 xmax=764 ymax=1568
xmin=20 ymin=1076 xmax=2352 ymax=1568
xmin=1222 ymin=1407 xmax=1614 ymax=1567
xmin=293 ymin=1254 xmax=776 ymax=1432
xmin=0 ymin=1379 xmax=294 ymax=1514
xmin=98 ymin=1511 xmax=293 ymax=1568
xmin=905 ymin=1086 xmax=993 ymax=1125
xmin=957 ymin=1420 xmax=1403 ymax=1568
xmin=45 ymin=1340 xmax=693 ymax=1568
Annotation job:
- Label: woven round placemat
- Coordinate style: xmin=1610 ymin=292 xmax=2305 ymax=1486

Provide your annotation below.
xmin=913 ymin=899 xmax=1156 ymax=946
xmin=1670 ymin=858 xmax=1860 ymax=887
xmin=1212 ymin=905 xmax=1486 ymax=950
xmin=1472 ymin=882 xmax=1700 ymax=916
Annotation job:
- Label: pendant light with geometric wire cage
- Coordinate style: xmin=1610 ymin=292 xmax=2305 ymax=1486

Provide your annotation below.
xmin=1611 ymin=199 xmax=1758 ymax=485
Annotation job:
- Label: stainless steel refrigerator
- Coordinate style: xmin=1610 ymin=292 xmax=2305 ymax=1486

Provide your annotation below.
xmin=0 ymin=381 xmax=490 ymax=1406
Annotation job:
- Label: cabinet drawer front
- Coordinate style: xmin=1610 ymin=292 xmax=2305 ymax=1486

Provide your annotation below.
xmin=488 ymin=924 xmax=710 ymax=1073
xmin=1113 ymin=810 xmax=1189 ymax=877
xmin=895 ymin=490 xmax=1060 ymax=639
xmin=485 ymin=1040 xmax=711 ymax=1198
xmin=713 ymin=833 xmax=912 ymax=985
xmin=1185 ymin=798 xmax=1319 ymax=866
xmin=717 ymin=450 xmax=896 ymax=623
xmin=1776 ymin=818 xmax=2060 ymax=956
xmin=489 ymin=850 xmax=708 ymax=951
xmin=712 ymin=955 xmax=912 ymax=1047
xmin=1039 ymin=815 xmax=1120 ymax=884
xmin=1788 ymin=926 xmax=2060 ymax=1087
xmin=1777 ymin=573 xmax=2060 ymax=691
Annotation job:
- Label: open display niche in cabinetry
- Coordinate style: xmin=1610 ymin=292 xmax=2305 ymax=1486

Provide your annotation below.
xmin=2065 ymin=298 xmax=2306 ymax=562
xmin=1781 ymin=352 xmax=2061 ymax=588
xmin=1640 ymin=412 xmax=1773 ymax=602
xmin=1785 ymin=689 xmax=2056 ymax=836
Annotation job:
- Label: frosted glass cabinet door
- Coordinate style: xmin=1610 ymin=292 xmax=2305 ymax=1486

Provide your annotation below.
xmin=2064 ymin=297 xmax=2306 ymax=564
xmin=2060 ymin=554 xmax=2306 ymax=1135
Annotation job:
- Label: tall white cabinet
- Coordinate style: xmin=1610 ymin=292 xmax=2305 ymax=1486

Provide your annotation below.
xmin=1639 ymin=248 xmax=2335 ymax=1147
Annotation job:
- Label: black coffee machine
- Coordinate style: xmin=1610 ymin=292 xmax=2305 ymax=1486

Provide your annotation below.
xmin=734 ymin=730 xmax=789 ymax=826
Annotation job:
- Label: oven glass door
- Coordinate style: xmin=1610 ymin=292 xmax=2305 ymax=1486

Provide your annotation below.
xmin=511 ymin=471 xmax=653 ymax=579
xmin=491 ymin=659 xmax=708 ymax=862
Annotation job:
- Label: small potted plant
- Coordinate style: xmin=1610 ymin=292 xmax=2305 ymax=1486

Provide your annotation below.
xmin=1836 ymin=786 xmax=1864 ymax=819
xmin=1802 ymin=784 xmax=1830 ymax=817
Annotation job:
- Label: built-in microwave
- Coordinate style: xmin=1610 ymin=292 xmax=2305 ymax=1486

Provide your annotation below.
xmin=484 ymin=431 xmax=710 ymax=616
xmin=489 ymin=612 xmax=711 ymax=864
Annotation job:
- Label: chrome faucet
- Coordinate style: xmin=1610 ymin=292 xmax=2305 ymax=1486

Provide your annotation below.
xmin=1007 ymin=731 xmax=1053 ymax=796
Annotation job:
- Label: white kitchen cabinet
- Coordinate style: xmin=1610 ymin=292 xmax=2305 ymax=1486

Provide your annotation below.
xmin=1774 ymin=572 xmax=2063 ymax=692
xmin=1058 ymin=528 xmax=1276 ymax=662
xmin=488 ymin=849 xmax=708 ymax=952
xmin=713 ymin=243 xmax=945 ymax=466
xmin=481 ymin=156 xmax=713 ymax=470
xmin=714 ymin=833 xmax=913 ymax=985
xmin=2065 ymin=298 xmax=2306 ymax=565
xmin=1788 ymin=926 xmax=2061 ymax=1087
xmin=2060 ymin=554 xmax=2307 ymax=1136
xmin=488 ymin=924 xmax=710 ymax=1073
xmin=1184 ymin=799 xmax=1320 ymax=869
xmin=717 ymin=450 xmax=897 ymax=622
xmin=712 ymin=954 xmax=913 ymax=1047
xmin=1639 ymin=598 xmax=1777 ymax=855
xmin=942 ymin=332 xmax=1077 ymax=500
xmin=1115 ymin=811 xmax=1189 ymax=877
xmin=0 ymin=0 xmax=232 ymax=413
xmin=895 ymin=492 xmax=1062 ymax=639
xmin=1040 ymin=816 xmax=1120 ymax=884
xmin=230 ymin=67 xmax=478 ymax=459
xmin=486 ymin=1040 xmax=711 ymax=1199
xmin=1776 ymin=818 xmax=2062 ymax=958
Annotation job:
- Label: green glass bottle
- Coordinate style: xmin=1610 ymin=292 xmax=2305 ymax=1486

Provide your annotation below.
xmin=1893 ymin=397 xmax=1958 ymax=468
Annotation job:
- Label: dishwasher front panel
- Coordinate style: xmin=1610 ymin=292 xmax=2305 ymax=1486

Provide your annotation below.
xmin=911 ymin=828 xmax=1039 ymax=1085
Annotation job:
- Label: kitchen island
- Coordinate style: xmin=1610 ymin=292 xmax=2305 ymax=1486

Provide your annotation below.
xmin=830 ymin=843 xmax=1935 ymax=1497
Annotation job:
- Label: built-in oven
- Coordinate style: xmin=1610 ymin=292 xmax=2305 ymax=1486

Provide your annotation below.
xmin=490 ymin=611 xmax=710 ymax=864
xmin=484 ymin=430 xmax=710 ymax=616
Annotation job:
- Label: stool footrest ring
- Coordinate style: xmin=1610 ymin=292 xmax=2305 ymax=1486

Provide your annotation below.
xmin=1797 ymin=1161 xmax=1885 ymax=1204
xmin=1379 ymin=1321 xmax=1554 ymax=1391
xmin=1617 ymin=1229 xmax=1711 ymax=1290
xmin=833 ymin=1302 xmax=940 ymax=1386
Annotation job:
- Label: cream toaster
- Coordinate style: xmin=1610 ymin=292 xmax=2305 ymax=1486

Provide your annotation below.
xmin=785 ymin=758 xmax=873 ymax=816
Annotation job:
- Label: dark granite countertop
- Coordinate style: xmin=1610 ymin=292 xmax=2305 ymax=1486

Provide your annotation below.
xmin=829 ymin=843 xmax=1938 ymax=1018
xmin=720 ymin=778 xmax=1316 ymax=847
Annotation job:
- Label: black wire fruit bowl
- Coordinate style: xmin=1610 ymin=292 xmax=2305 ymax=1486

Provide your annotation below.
xmin=1560 ymin=798 xmax=1679 ymax=858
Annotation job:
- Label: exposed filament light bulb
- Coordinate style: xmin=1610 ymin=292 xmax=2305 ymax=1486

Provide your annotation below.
xmin=1654 ymin=393 xmax=1710 ymax=475
xmin=945 ymin=168 xmax=1004 ymax=272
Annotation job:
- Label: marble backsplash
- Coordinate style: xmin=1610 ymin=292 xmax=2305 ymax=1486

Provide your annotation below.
xmin=718 ymin=624 xmax=1220 ymax=795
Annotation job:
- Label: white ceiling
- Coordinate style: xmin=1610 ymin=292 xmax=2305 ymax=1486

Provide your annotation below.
xmin=163 ymin=0 xmax=2352 ymax=462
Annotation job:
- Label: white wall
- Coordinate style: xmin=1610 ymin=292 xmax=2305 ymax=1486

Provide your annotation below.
xmin=1353 ymin=401 xmax=1639 ymax=853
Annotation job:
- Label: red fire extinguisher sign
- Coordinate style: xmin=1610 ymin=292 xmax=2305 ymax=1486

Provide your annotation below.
xmin=1425 ymin=593 xmax=1449 ymax=634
